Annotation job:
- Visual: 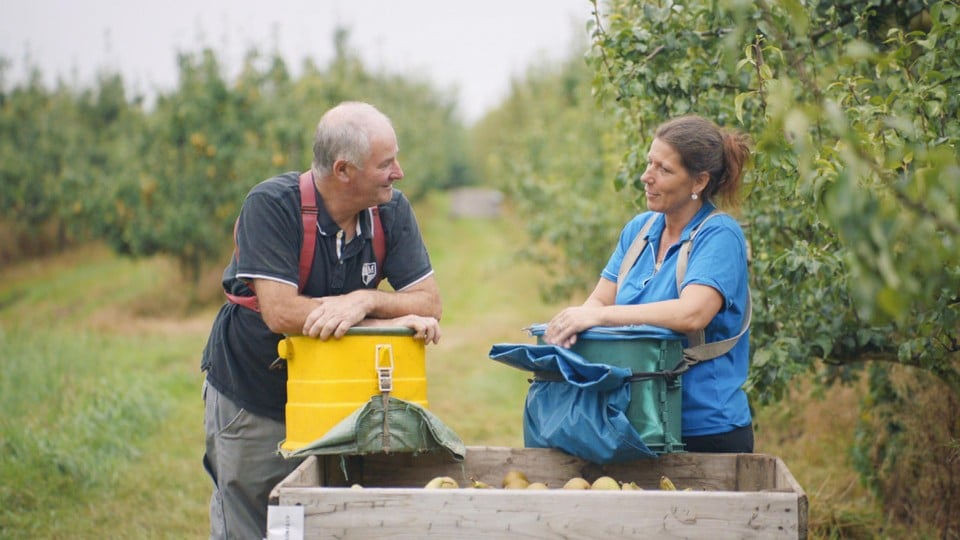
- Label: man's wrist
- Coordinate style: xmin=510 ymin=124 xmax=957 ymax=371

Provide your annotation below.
xmin=352 ymin=288 xmax=379 ymax=315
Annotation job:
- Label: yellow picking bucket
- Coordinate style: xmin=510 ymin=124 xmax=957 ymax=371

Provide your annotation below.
xmin=278 ymin=327 xmax=428 ymax=452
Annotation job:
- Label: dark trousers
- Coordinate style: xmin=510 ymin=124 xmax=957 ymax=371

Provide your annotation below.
xmin=682 ymin=424 xmax=754 ymax=453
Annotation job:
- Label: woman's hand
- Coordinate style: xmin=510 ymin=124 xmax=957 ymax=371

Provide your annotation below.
xmin=543 ymin=307 xmax=600 ymax=349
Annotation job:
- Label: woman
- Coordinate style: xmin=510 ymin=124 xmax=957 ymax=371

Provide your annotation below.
xmin=543 ymin=115 xmax=753 ymax=453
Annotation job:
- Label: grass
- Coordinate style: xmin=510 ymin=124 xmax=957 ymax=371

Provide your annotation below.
xmin=0 ymin=246 xmax=212 ymax=539
xmin=0 ymin=192 xmax=890 ymax=538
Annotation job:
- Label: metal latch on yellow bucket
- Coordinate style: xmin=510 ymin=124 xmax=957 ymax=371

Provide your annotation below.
xmin=375 ymin=344 xmax=394 ymax=393
xmin=375 ymin=344 xmax=395 ymax=452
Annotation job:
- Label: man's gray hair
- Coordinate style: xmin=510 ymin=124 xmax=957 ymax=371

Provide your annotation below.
xmin=312 ymin=102 xmax=393 ymax=177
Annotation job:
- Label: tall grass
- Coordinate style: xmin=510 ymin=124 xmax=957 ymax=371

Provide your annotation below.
xmin=0 ymin=247 xmax=209 ymax=538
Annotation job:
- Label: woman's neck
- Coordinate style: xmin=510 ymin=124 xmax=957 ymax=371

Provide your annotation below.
xmin=662 ymin=200 xmax=704 ymax=238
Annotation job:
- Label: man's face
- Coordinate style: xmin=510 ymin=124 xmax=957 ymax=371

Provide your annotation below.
xmin=352 ymin=125 xmax=404 ymax=206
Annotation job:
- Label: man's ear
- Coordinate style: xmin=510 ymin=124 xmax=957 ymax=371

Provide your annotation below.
xmin=333 ymin=159 xmax=352 ymax=181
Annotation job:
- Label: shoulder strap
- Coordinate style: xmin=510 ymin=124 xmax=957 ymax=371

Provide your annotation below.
xmin=678 ymin=210 xmax=752 ymax=366
xmin=224 ymin=171 xmax=318 ymax=312
xmin=297 ymin=171 xmax=319 ymax=291
xmin=369 ymin=206 xmax=386 ymax=286
xmin=677 ymin=210 xmax=722 ymax=347
xmin=616 ymin=214 xmax=659 ymax=296
xmin=227 ymin=171 xmax=389 ymax=311
xmin=303 ymin=173 xmax=387 ymax=288
xmin=682 ymin=293 xmax=751 ymax=365
xmin=224 ymin=218 xmax=261 ymax=311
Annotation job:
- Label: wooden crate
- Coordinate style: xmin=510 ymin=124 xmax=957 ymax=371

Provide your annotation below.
xmin=270 ymin=446 xmax=808 ymax=539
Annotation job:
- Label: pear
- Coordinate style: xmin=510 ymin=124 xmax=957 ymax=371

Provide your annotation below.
xmin=424 ymin=476 xmax=459 ymax=489
xmin=350 ymin=483 xmax=363 ymax=489
xmin=503 ymin=478 xmax=530 ymax=489
xmin=620 ymin=481 xmax=643 ymax=491
xmin=591 ymin=476 xmax=621 ymax=490
xmin=470 ymin=477 xmax=493 ymax=489
xmin=502 ymin=470 xmax=529 ymax=488
xmin=526 ymin=481 xmax=549 ymax=489
xmin=659 ymin=475 xmax=677 ymax=491
xmin=562 ymin=477 xmax=591 ymax=490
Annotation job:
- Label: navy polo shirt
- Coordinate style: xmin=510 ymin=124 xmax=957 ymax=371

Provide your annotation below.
xmin=202 ymin=171 xmax=434 ymax=420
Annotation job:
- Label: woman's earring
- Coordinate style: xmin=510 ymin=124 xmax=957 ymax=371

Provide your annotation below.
xmin=691 ymin=193 xmax=699 ymax=200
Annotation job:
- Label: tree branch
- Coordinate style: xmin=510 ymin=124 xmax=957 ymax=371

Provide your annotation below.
xmin=826 ymin=346 xmax=960 ymax=398
xmin=890 ymin=182 xmax=960 ymax=236
xmin=589 ymin=0 xmax=615 ymax=85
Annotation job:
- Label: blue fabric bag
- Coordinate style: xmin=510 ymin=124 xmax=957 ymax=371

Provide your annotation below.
xmin=489 ymin=324 xmax=685 ymax=464
xmin=489 ymin=324 xmax=684 ymax=464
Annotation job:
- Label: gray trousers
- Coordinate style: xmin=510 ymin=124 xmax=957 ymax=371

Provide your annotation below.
xmin=203 ymin=381 xmax=303 ymax=540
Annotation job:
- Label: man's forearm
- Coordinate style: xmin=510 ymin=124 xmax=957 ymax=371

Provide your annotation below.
xmin=356 ymin=287 xmax=442 ymax=320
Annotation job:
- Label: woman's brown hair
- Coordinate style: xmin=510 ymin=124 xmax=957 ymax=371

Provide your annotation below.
xmin=654 ymin=115 xmax=751 ymax=209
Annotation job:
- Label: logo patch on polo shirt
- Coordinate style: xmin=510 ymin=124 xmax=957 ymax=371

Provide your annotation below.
xmin=362 ymin=262 xmax=377 ymax=285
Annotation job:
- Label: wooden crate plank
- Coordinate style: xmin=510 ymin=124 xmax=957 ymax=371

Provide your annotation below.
xmin=271 ymin=447 xmax=808 ymax=539
xmin=277 ymin=488 xmax=803 ymax=539
xmin=775 ymin=456 xmax=809 ymax=539
xmin=331 ymin=447 xmax=749 ymax=490
xmin=269 ymin=455 xmax=320 ymax=505
xmin=736 ymin=453 xmax=777 ymax=491
xmin=601 ymin=451 xmax=740 ymax=491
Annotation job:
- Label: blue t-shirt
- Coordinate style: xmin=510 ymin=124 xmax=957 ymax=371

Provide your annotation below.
xmin=600 ymin=203 xmax=752 ymax=437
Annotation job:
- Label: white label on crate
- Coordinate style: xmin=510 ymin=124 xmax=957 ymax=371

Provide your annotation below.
xmin=265 ymin=505 xmax=304 ymax=540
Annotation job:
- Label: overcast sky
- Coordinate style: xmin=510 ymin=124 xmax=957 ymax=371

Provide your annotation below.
xmin=1 ymin=0 xmax=592 ymax=123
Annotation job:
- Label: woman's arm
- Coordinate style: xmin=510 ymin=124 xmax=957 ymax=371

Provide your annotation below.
xmin=543 ymin=278 xmax=723 ymax=348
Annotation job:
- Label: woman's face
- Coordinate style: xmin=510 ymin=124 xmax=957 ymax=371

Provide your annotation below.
xmin=640 ymin=137 xmax=704 ymax=217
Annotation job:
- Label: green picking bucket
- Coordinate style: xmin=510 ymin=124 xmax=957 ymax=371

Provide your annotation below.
xmin=537 ymin=330 xmax=685 ymax=454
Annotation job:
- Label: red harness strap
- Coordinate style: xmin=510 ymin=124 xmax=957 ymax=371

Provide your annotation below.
xmin=297 ymin=171 xmax=319 ymax=289
xmin=369 ymin=206 xmax=386 ymax=282
xmin=225 ymin=171 xmax=385 ymax=312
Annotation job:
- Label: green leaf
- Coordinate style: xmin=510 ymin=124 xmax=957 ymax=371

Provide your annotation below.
xmin=734 ymin=91 xmax=750 ymax=123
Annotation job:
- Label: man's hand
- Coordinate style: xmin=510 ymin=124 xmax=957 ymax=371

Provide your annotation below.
xmin=354 ymin=314 xmax=442 ymax=344
xmin=302 ymin=276 xmax=442 ymax=340
xmin=302 ymin=290 xmax=374 ymax=339
xmin=391 ymin=314 xmax=442 ymax=344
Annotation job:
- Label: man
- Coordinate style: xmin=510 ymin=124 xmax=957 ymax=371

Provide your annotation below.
xmin=201 ymin=101 xmax=442 ymax=539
